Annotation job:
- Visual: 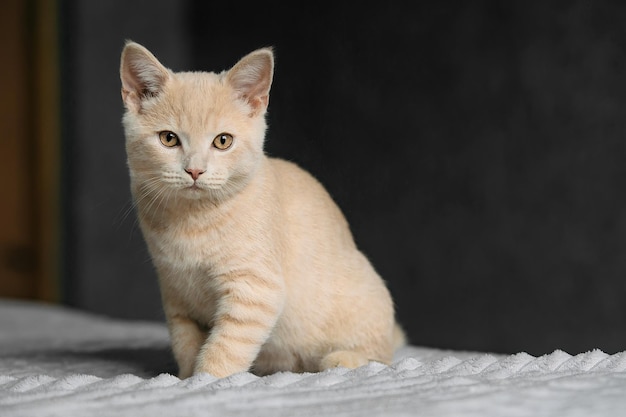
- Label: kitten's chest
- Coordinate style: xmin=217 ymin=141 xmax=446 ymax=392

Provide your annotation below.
xmin=146 ymin=213 xmax=231 ymax=323
xmin=140 ymin=197 xmax=275 ymax=282
xmin=143 ymin=205 xmax=264 ymax=325
xmin=143 ymin=210 xmax=232 ymax=271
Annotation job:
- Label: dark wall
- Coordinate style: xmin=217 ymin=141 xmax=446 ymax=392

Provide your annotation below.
xmin=64 ymin=1 xmax=626 ymax=356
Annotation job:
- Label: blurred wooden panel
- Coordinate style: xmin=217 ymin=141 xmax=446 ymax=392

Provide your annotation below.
xmin=33 ymin=0 xmax=61 ymax=302
xmin=0 ymin=0 xmax=36 ymax=298
xmin=0 ymin=0 xmax=60 ymax=301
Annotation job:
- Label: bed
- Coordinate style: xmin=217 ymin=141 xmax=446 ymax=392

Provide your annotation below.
xmin=1 ymin=298 xmax=625 ymax=416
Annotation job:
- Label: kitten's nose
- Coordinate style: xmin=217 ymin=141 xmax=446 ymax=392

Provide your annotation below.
xmin=185 ymin=168 xmax=205 ymax=181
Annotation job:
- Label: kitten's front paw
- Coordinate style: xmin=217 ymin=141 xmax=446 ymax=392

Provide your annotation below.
xmin=194 ymin=358 xmax=250 ymax=378
xmin=320 ymin=351 xmax=369 ymax=370
xmin=178 ymin=367 xmax=194 ymax=380
xmin=176 ymin=359 xmax=198 ymax=379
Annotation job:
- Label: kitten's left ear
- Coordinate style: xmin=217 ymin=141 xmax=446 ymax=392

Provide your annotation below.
xmin=226 ymin=48 xmax=274 ymax=116
xmin=120 ymin=41 xmax=171 ymax=113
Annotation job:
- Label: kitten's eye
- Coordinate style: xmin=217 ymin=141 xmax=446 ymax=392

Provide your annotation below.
xmin=213 ymin=133 xmax=233 ymax=150
xmin=159 ymin=131 xmax=180 ymax=147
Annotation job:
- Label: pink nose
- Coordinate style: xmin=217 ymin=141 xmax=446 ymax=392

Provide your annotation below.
xmin=185 ymin=168 xmax=205 ymax=181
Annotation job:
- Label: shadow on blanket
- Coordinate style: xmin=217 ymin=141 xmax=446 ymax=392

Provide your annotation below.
xmin=4 ymin=346 xmax=178 ymax=379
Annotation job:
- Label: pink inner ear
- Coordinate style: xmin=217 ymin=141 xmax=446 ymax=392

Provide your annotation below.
xmin=227 ymin=50 xmax=274 ymax=115
xmin=120 ymin=43 xmax=171 ymax=112
xmin=258 ymin=95 xmax=269 ymax=109
xmin=121 ymin=88 xmax=142 ymax=113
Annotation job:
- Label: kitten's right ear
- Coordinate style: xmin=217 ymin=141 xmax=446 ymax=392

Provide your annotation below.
xmin=226 ymin=48 xmax=274 ymax=117
xmin=120 ymin=41 xmax=170 ymax=113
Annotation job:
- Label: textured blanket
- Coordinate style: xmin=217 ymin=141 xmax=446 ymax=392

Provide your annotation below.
xmin=1 ymin=299 xmax=625 ymax=416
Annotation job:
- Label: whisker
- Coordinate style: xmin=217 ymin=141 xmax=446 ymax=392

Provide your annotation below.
xmin=114 ymin=173 xmax=163 ymax=231
xmin=124 ymin=174 xmax=168 ymax=220
xmin=152 ymin=185 xmax=172 ymax=220
xmin=116 ymin=172 xmax=191 ymax=232
xmin=142 ymin=186 xmax=168 ymax=220
xmin=114 ymin=200 xmax=136 ymax=230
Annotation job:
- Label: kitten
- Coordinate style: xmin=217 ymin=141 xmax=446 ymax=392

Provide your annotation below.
xmin=120 ymin=41 xmax=405 ymax=378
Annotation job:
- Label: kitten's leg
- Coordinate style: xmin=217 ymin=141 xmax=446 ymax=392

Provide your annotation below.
xmin=194 ymin=273 xmax=284 ymax=378
xmin=320 ymin=350 xmax=370 ymax=370
xmin=168 ymin=315 xmax=207 ymax=379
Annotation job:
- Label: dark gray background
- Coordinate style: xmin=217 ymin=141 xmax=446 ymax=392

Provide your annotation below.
xmin=62 ymin=0 xmax=626 ymax=356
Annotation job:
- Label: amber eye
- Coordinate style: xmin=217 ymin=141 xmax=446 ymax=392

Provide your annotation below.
xmin=159 ymin=131 xmax=180 ymax=147
xmin=213 ymin=133 xmax=233 ymax=150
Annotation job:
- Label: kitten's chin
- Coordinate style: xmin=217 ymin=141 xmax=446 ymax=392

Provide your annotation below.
xmin=182 ymin=184 xmax=211 ymax=198
xmin=180 ymin=184 xmax=227 ymax=202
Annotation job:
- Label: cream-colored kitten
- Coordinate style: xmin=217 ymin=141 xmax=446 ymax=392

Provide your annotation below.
xmin=120 ymin=41 xmax=404 ymax=378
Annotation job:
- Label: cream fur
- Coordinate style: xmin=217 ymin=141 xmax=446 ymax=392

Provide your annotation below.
xmin=120 ymin=41 xmax=404 ymax=378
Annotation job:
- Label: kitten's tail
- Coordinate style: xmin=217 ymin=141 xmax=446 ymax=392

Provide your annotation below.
xmin=393 ymin=322 xmax=407 ymax=350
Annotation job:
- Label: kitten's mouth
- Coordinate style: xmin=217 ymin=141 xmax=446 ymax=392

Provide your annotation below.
xmin=183 ymin=181 xmax=225 ymax=192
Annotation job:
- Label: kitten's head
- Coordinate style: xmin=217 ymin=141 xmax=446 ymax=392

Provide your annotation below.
xmin=120 ymin=41 xmax=273 ymax=204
